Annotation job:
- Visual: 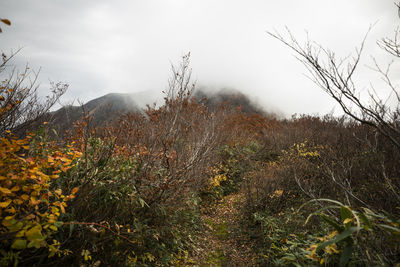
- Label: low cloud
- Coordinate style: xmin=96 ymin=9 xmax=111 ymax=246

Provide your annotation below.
xmin=1 ymin=0 xmax=398 ymax=116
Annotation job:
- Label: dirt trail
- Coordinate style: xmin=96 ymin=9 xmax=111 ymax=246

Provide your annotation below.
xmin=191 ymin=193 xmax=258 ymax=266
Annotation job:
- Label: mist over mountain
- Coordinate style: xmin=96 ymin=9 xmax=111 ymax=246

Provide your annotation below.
xmin=194 ymin=88 xmax=276 ymax=117
xmin=46 ymin=88 xmax=273 ymax=135
xmin=49 ymin=93 xmax=140 ymax=128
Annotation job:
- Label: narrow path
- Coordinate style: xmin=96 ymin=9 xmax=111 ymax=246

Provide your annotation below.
xmin=191 ymin=193 xmax=257 ymax=266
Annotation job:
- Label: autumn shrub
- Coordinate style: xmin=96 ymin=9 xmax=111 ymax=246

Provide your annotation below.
xmin=49 ymin=131 xmax=202 ymax=266
xmin=241 ymin=114 xmax=400 ymax=265
xmin=0 ymin=32 xmax=89 ymax=264
xmin=199 ymin=142 xmax=260 ymax=204
xmin=250 ymin=199 xmax=399 ymax=266
xmin=250 ymin=209 xmax=333 ymax=266
xmin=41 ymin=54 xmax=253 ymax=266
xmin=245 ymin=115 xmax=400 ymax=213
xmin=0 ymin=129 xmax=80 ymax=266
xmin=259 ymin=12 xmax=400 ymax=265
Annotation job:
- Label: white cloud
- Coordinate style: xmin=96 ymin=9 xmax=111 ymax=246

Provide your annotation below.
xmin=1 ymin=0 xmax=398 ymax=115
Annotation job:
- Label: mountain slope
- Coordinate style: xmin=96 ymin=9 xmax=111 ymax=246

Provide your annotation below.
xmin=47 ymin=89 xmax=269 ymax=136
xmin=47 ymin=93 xmax=140 ymax=134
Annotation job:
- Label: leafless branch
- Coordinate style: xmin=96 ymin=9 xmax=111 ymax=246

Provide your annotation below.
xmin=267 ymin=27 xmax=400 ymax=149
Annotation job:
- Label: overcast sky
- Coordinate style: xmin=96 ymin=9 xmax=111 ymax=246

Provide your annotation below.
xmin=1 ymin=0 xmax=398 ymax=116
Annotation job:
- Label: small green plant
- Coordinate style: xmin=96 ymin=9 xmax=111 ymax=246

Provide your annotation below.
xmin=252 ymin=209 xmax=327 ymax=266
xmin=303 ymin=199 xmax=400 ymax=266
xmin=206 ymin=248 xmax=226 ymax=266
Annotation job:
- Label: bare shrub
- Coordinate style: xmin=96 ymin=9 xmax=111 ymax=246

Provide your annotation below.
xmin=0 ymin=51 xmax=67 ymax=136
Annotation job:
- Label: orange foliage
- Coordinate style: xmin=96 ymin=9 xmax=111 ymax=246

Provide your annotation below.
xmin=0 ymin=131 xmax=81 ymax=256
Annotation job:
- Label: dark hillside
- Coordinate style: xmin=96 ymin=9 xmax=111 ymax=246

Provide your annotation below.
xmin=194 ymin=89 xmax=268 ymax=115
xmin=44 ymin=93 xmax=140 ymax=135
xmin=44 ymin=89 xmax=272 ymax=136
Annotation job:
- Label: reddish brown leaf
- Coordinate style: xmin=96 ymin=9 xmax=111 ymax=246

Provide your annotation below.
xmin=1 ymin=19 xmax=11 ymax=25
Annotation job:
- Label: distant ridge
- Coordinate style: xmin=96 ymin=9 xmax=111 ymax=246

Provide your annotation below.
xmin=45 ymin=88 xmax=269 ymax=136
xmin=194 ymin=89 xmax=267 ymax=115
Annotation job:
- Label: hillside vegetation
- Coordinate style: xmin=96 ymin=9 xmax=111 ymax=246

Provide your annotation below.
xmin=1 ymin=20 xmax=400 ymax=267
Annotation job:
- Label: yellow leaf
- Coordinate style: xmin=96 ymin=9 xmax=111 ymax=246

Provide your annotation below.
xmin=22 ymin=186 xmax=30 ymax=192
xmin=25 ymin=226 xmax=43 ymax=241
xmin=59 ymin=157 xmax=69 ymax=162
xmin=0 ymin=187 xmax=12 ymax=194
xmin=54 ymin=189 xmax=62 ymax=195
xmin=11 ymin=239 xmax=27 ymax=250
xmin=5 ymin=206 xmax=16 ymax=213
xmin=21 ymin=194 xmax=29 ymax=201
xmin=15 ymin=230 xmax=25 ymax=237
xmin=60 ymin=204 xmax=65 ymax=213
xmin=27 ymin=239 xmax=43 ymax=249
xmin=30 ymin=196 xmax=40 ymax=205
xmin=0 ymin=199 xmax=11 ymax=208
xmin=71 ymin=187 xmax=79 ymax=194
xmin=11 ymin=185 xmax=20 ymax=192
xmin=13 ymin=199 xmax=23 ymax=205
xmin=1 ymin=215 xmax=15 ymax=227
xmin=343 ymin=218 xmax=353 ymax=224
xmin=25 ymin=214 xmax=35 ymax=220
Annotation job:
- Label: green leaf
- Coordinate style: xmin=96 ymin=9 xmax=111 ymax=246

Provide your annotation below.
xmin=378 ymin=224 xmax=400 ymax=234
xmin=340 ymin=206 xmax=353 ymax=222
xmin=54 ymin=221 xmax=63 ymax=227
xmin=25 ymin=226 xmax=43 ymax=241
xmin=320 ymin=214 xmax=344 ymax=232
xmin=11 ymin=239 xmax=27 ymax=250
xmin=69 ymin=223 xmax=75 ymax=238
xmin=308 ymin=198 xmax=344 ymax=206
xmin=27 ymin=240 xmax=42 ymax=249
xmin=340 ymin=245 xmax=353 ymax=267
xmin=138 ymin=198 xmax=148 ymax=208
xmin=281 ymin=255 xmax=296 ymax=261
xmin=7 ymin=221 xmax=23 ymax=232
xmin=358 ymin=212 xmax=372 ymax=230
xmin=317 ymin=227 xmax=361 ymax=251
